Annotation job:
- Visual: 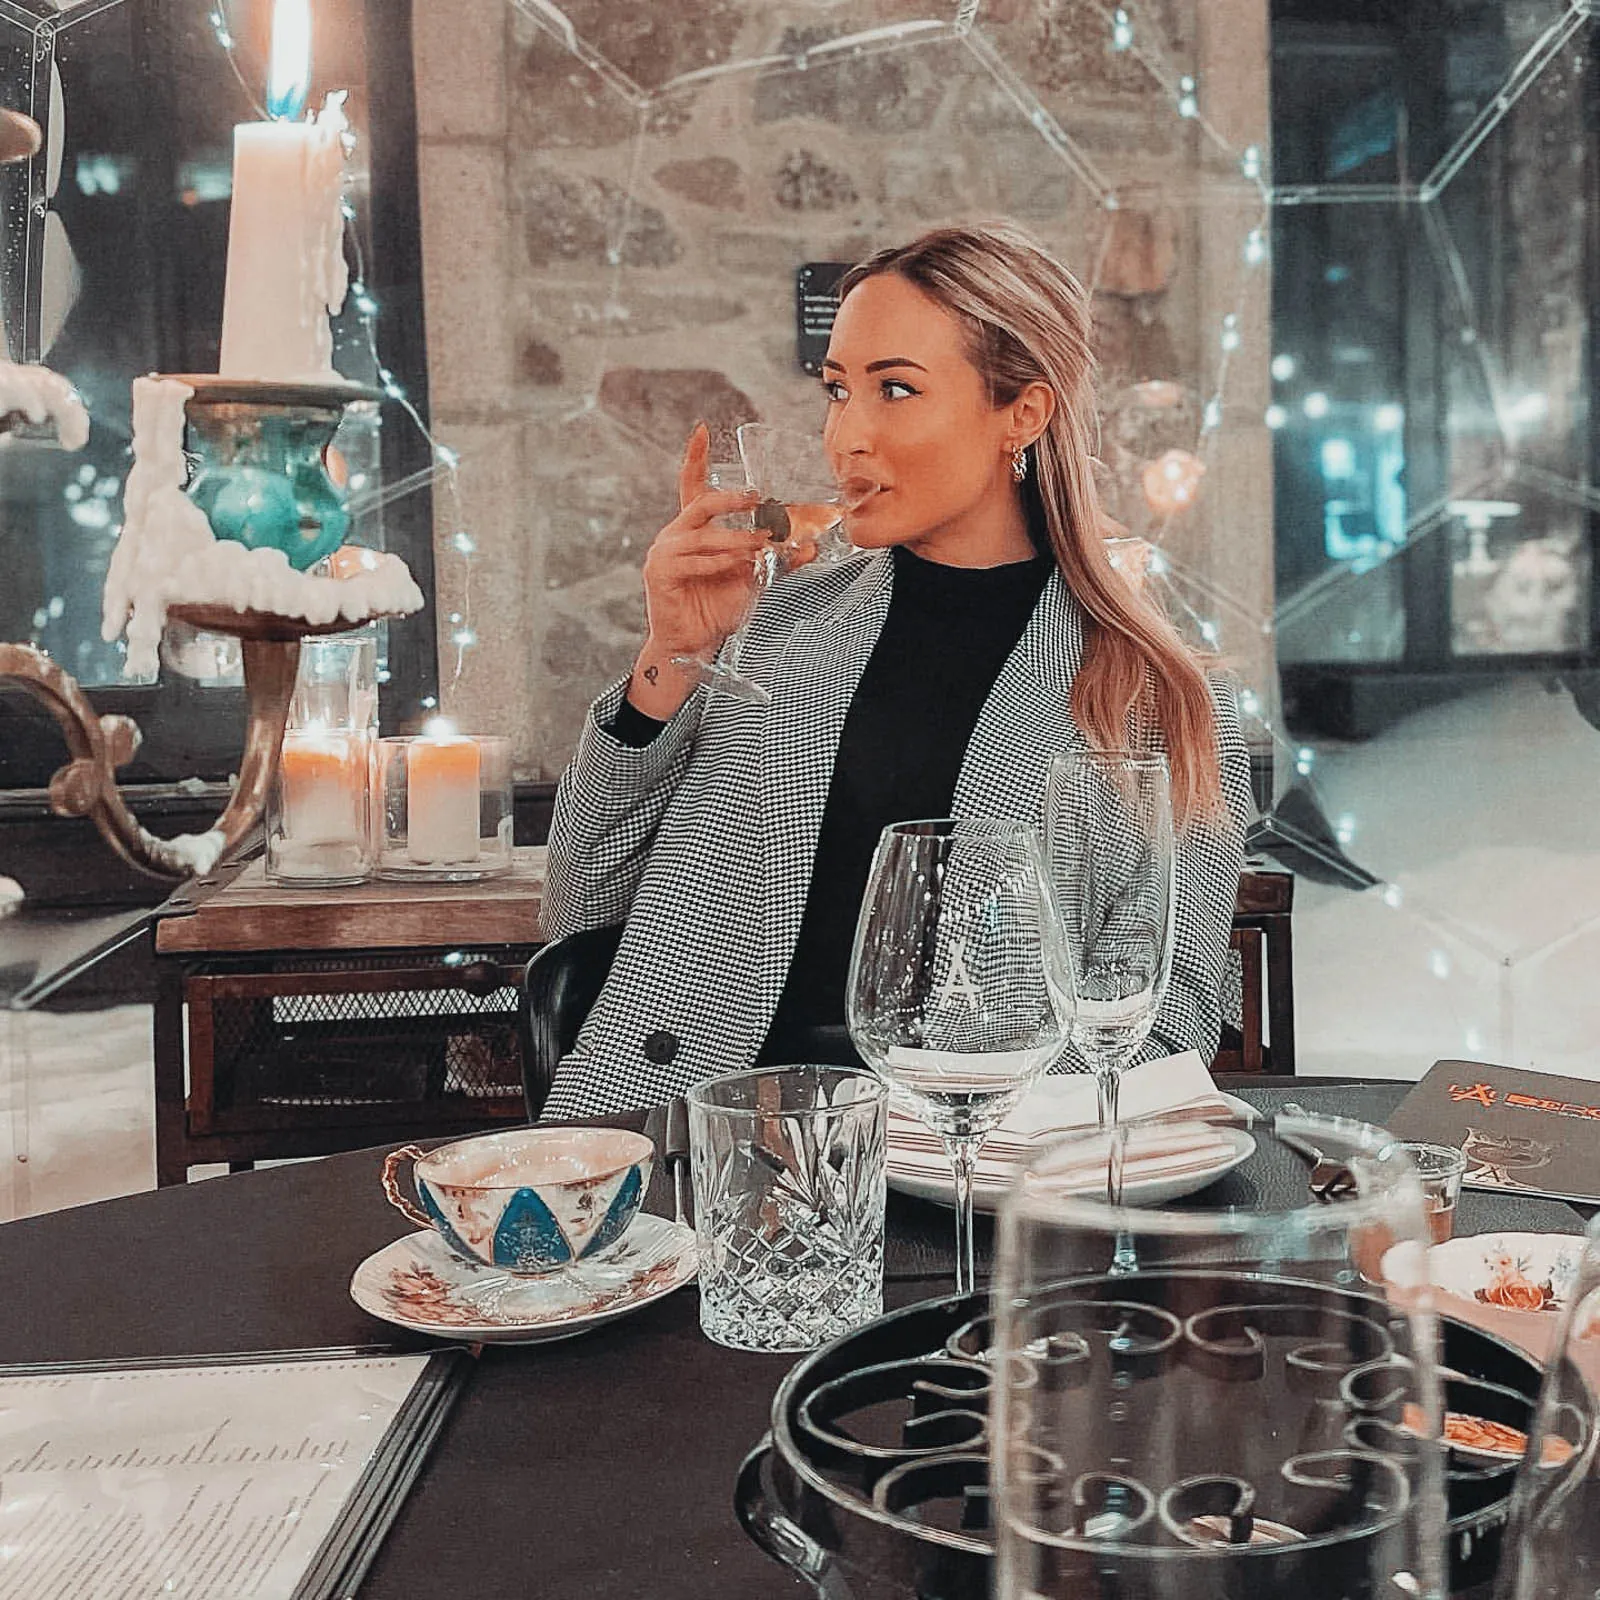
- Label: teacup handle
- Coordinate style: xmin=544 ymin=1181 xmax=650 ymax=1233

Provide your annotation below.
xmin=381 ymin=1144 xmax=433 ymax=1229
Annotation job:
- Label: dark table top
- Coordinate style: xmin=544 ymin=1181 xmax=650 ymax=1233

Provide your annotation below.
xmin=0 ymin=1078 xmax=1586 ymax=1598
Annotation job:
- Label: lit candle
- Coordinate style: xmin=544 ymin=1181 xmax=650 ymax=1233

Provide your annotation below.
xmin=218 ymin=0 xmax=350 ymax=383
xmin=408 ymin=724 xmax=480 ymax=865
xmin=280 ymin=728 xmax=365 ymax=845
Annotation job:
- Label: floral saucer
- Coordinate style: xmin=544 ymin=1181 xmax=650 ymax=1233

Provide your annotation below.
xmin=351 ymin=1213 xmax=697 ymax=1345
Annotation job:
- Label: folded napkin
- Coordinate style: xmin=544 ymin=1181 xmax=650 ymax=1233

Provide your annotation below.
xmin=887 ymin=1052 xmax=1240 ymax=1191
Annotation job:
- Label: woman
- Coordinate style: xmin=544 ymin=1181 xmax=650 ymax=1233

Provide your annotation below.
xmin=538 ymin=222 xmax=1252 ymax=1120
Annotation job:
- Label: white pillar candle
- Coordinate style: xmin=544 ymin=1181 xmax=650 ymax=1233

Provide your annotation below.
xmin=280 ymin=730 xmax=365 ymax=845
xmin=218 ymin=2 xmax=350 ymax=388
xmin=407 ymin=735 xmax=481 ymax=864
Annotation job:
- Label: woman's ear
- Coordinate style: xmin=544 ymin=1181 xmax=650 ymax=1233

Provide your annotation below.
xmin=1010 ymin=380 xmax=1057 ymax=450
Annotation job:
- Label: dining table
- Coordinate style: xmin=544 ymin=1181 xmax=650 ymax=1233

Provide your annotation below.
xmin=0 ymin=1077 xmax=1587 ymax=1599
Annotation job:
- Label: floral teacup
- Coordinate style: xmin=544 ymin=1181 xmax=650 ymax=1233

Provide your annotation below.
xmin=382 ymin=1127 xmax=654 ymax=1274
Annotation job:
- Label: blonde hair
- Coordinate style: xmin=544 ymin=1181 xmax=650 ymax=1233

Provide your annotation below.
xmin=838 ymin=222 xmax=1225 ymax=827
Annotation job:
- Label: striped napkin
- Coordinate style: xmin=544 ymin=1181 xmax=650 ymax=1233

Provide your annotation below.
xmin=886 ymin=1051 xmax=1240 ymax=1195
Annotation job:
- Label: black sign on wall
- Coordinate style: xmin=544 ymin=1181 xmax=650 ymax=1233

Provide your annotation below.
xmin=795 ymin=262 xmax=852 ymax=375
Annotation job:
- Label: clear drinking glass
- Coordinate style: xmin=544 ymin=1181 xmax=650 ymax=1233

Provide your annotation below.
xmin=266 ymin=726 xmax=374 ymax=886
xmin=992 ymin=1108 xmax=1446 ymax=1600
xmin=671 ymin=425 xmax=852 ymax=706
xmin=1044 ymin=749 xmax=1176 ymax=1180
xmin=1495 ymin=1213 xmax=1600 ymax=1600
xmin=847 ymin=819 xmax=1074 ymax=1296
xmin=374 ymin=731 xmax=514 ymax=882
xmin=688 ymin=1066 xmax=887 ymax=1353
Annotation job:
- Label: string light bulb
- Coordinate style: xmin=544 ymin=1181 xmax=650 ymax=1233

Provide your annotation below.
xmin=1176 ymin=75 xmax=1198 ymax=118
xmin=1111 ymin=8 xmax=1133 ymax=51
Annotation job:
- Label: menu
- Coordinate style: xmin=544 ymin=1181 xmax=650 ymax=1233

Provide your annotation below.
xmin=0 ymin=1348 xmax=467 ymax=1600
xmin=1387 ymin=1058 xmax=1600 ymax=1205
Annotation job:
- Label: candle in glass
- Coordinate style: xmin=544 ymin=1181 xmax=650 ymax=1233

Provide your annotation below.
xmin=218 ymin=0 xmax=351 ymax=384
xmin=280 ymin=729 xmax=365 ymax=846
xmin=407 ymin=727 xmax=480 ymax=865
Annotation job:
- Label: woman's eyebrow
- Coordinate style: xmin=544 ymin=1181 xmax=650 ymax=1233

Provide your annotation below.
xmin=820 ymin=356 xmax=930 ymax=375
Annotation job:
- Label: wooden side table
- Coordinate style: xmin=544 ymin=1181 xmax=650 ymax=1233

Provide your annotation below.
xmin=151 ymin=849 xmax=547 ymax=1185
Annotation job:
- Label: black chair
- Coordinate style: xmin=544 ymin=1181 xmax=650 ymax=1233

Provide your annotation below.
xmin=518 ymin=923 xmax=623 ymax=1120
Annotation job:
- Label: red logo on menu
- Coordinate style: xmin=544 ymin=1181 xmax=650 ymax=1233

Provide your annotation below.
xmin=1449 ymin=1082 xmax=1497 ymax=1108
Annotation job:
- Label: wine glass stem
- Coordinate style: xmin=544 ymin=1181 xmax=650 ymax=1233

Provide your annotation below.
xmin=942 ymin=1133 xmax=984 ymax=1296
xmin=1093 ymin=1056 xmax=1137 ymax=1272
xmin=1094 ymin=1066 xmax=1122 ymax=1131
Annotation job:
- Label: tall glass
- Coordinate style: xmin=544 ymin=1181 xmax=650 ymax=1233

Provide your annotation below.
xmin=1044 ymin=750 xmax=1175 ymax=1160
xmin=992 ymin=1109 xmax=1446 ymax=1600
xmin=847 ymin=819 xmax=1073 ymax=1295
xmin=671 ymin=425 xmax=852 ymax=706
xmin=1495 ymin=1213 xmax=1600 ymax=1600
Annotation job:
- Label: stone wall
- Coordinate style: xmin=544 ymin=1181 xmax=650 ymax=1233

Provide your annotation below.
xmin=413 ymin=0 xmax=1273 ymax=777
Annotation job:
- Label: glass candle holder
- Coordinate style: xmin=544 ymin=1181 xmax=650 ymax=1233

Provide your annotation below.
xmin=290 ymin=633 xmax=378 ymax=734
xmin=266 ymin=727 xmax=375 ymax=887
xmin=376 ymin=733 xmax=513 ymax=882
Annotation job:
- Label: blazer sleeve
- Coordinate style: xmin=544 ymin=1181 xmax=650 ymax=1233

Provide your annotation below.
xmin=540 ymin=675 xmax=706 ymax=942
xmin=1135 ymin=673 xmax=1255 ymax=1066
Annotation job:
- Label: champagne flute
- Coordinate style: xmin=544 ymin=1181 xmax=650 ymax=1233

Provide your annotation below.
xmin=1044 ymin=750 xmax=1175 ymax=1215
xmin=671 ymin=426 xmax=854 ymax=704
xmin=847 ymin=819 xmax=1074 ymax=1295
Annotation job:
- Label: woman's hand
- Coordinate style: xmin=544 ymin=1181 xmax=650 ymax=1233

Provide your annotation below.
xmin=626 ymin=423 xmax=761 ymax=720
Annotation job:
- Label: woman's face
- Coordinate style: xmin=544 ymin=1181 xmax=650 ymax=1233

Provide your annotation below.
xmin=822 ymin=273 xmax=1032 ymax=563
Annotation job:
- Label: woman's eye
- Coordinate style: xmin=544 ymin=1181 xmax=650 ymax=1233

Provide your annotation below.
xmin=822 ymin=379 xmax=848 ymax=402
xmin=881 ymin=378 xmax=919 ymax=400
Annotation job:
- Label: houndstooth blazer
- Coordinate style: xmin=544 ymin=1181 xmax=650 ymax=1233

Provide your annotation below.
xmin=538 ymin=549 xmax=1254 ymax=1120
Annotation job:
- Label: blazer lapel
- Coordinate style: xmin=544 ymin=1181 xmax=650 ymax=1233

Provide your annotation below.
xmin=953 ymin=571 xmax=1086 ymax=823
xmin=756 ymin=554 xmax=894 ymax=1002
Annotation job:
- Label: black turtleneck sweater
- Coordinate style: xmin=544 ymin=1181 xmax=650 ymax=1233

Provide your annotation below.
xmin=607 ymin=544 xmax=1053 ymax=1053
xmin=764 ymin=543 xmax=1052 ymax=1049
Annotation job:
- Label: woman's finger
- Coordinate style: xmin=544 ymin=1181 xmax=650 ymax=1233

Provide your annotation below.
xmin=675 ymin=485 xmax=759 ymax=527
xmin=677 ymin=422 xmax=711 ymax=512
xmin=659 ymin=550 xmax=764 ymax=581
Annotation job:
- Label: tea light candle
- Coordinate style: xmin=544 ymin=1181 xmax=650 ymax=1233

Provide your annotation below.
xmin=408 ymin=726 xmax=480 ymax=865
xmin=218 ymin=0 xmax=350 ymax=383
xmin=280 ymin=728 xmax=364 ymax=844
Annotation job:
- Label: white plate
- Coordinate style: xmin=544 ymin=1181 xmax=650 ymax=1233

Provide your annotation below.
xmin=887 ymin=1093 xmax=1257 ymax=1212
xmin=350 ymin=1213 xmax=698 ymax=1345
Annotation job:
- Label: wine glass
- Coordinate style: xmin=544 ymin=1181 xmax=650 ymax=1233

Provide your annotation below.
xmin=1044 ymin=749 xmax=1175 ymax=1192
xmin=669 ymin=460 xmax=771 ymax=706
xmin=671 ymin=426 xmax=854 ymax=705
xmin=847 ymin=819 xmax=1074 ymax=1295
xmin=992 ymin=1109 xmax=1446 ymax=1600
xmin=1495 ymin=1214 xmax=1600 ymax=1600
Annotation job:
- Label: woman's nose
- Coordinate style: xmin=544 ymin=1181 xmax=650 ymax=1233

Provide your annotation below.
xmin=825 ymin=395 xmax=873 ymax=459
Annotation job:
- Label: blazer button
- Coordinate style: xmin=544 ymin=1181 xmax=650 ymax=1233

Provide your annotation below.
xmin=642 ymin=1029 xmax=679 ymax=1065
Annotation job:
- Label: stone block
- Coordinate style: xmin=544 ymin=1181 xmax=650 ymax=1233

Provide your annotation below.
xmin=413 ymin=0 xmax=506 ymax=141
xmin=774 ymin=149 xmax=859 ymax=212
xmin=598 ymin=366 xmax=759 ymax=458
xmin=1098 ymin=209 xmax=1180 ymax=297
xmin=753 ymin=28 xmax=947 ymax=132
xmin=511 ymin=26 xmax=641 ymax=151
xmin=418 ymin=145 xmax=513 ymax=410
xmin=518 ymin=167 xmax=680 ymax=270
xmin=652 ymin=155 xmax=745 ymax=209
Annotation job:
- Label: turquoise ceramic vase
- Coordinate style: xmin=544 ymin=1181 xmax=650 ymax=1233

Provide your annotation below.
xmin=185 ymin=403 xmax=349 ymax=570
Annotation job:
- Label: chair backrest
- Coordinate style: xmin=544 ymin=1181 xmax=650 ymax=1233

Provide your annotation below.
xmin=1215 ymin=866 xmax=1296 ymax=1076
xmin=518 ymin=923 xmax=624 ymax=1119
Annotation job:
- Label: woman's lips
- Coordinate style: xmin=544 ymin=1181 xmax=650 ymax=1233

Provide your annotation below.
xmin=840 ymin=479 xmax=885 ymax=513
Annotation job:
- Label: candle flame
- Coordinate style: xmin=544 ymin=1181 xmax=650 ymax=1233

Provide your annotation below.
xmin=266 ymin=0 xmax=312 ymax=121
xmin=422 ymin=716 xmax=459 ymax=741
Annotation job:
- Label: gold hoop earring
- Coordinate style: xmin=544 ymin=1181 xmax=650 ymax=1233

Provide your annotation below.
xmin=1012 ymin=445 xmax=1028 ymax=483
